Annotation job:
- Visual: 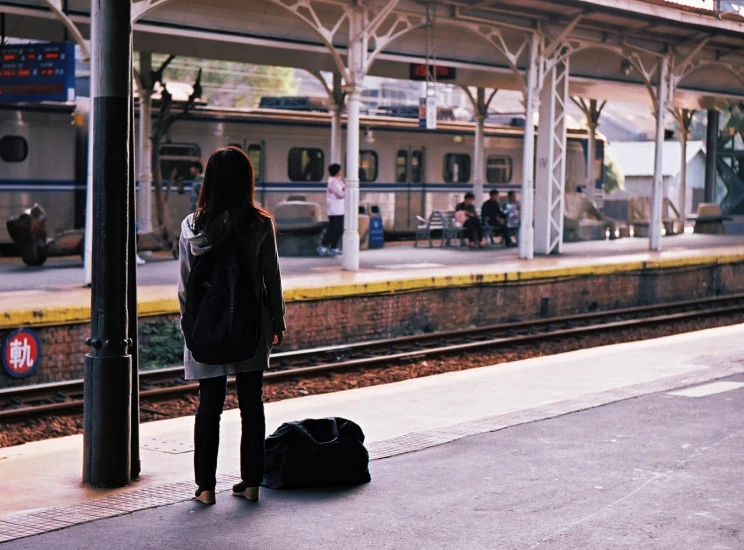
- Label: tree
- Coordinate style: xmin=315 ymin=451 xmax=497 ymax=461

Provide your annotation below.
xmin=603 ymin=148 xmax=626 ymax=194
xmin=141 ymin=54 xmax=299 ymax=108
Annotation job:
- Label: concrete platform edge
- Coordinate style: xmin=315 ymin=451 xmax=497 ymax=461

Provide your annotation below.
xmin=3 ymin=250 xmax=744 ymax=329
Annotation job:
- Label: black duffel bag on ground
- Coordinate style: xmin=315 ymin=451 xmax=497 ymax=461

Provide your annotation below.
xmin=262 ymin=417 xmax=372 ymax=489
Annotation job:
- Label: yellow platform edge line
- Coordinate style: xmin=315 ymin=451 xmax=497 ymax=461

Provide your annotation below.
xmin=3 ymin=252 xmax=744 ymax=329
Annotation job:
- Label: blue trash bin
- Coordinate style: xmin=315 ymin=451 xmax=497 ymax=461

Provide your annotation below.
xmin=368 ymin=205 xmax=384 ymax=249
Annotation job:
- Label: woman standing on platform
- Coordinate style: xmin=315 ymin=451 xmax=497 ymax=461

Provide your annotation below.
xmin=178 ymin=146 xmax=286 ymax=505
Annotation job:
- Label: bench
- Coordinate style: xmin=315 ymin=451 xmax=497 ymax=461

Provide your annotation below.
xmin=415 ymin=210 xmax=469 ymax=247
xmin=563 ymin=193 xmax=624 ymax=242
xmin=687 ymin=203 xmax=733 ymax=235
xmin=415 ymin=210 xmax=448 ymax=247
xmin=628 ymin=196 xmax=683 ymax=237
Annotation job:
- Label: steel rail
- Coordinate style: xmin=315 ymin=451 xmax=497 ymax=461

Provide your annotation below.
xmin=2 ymin=293 xmax=744 ymax=422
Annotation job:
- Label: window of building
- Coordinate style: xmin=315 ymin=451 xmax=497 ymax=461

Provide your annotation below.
xmin=359 ymin=150 xmax=378 ymax=182
xmin=247 ymin=144 xmax=262 ymax=182
xmin=288 ymin=147 xmax=324 ymax=181
xmin=159 ymin=143 xmax=201 ymax=182
xmin=443 ymin=153 xmax=471 ymax=183
xmin=486 ymin=155 xmax=513 ymax=184
xmin=0 ymin=136 xmax=28 ymax=162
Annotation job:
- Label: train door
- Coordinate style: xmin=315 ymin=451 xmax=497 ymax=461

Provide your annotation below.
xmin=243 ymin=141 xmax=265 ymax=205
xmin=394 ymin=147 xmax=425 ymax=231
xmin=227 ymin=139 xmax=266 ymax=206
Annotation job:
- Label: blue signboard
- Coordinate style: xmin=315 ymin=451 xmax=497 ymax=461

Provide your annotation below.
xmin=0 ymin=42 xmax=75 ymax=103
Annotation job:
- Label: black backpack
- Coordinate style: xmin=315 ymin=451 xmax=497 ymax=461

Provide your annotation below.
xmin=182 ymin=233 xmax=262 ymax=365
xmin=262 ymin=417 xmax=372 ymax=489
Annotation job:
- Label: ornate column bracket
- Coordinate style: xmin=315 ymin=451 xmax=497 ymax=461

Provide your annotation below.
xmin=131 ymin=0 xmax=172 ymax=23
xmin=268 ymin=0 xmax=351 ymax=78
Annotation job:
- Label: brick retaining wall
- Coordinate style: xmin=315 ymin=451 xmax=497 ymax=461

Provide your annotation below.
xmin=2 ymin=259 xmax=743 ymax=388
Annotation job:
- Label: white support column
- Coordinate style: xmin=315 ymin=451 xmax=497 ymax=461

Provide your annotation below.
xmin=675 ymin=108 xmax=693 ymax=230
xmin=650 ymin=56 xmax=668 ymax=252
xmin=473 ymin=88 xmax=486 ymax=204
xmin=330 ymin=72 xmax=343 ymax=164
xmin=586 ymin=119 xmax=602 ymax=197
xmin=519 ymin=34 xmax=539 ymax=260
xmin=137 ymin=53 xmax=153 ymax=233
xmin=534 ymin=58 xmax=569 ymax=255
xmin=679 ymin=125 xmax=689 ymax=228
xmin=342 ymin=7 xmax=364 ymax=272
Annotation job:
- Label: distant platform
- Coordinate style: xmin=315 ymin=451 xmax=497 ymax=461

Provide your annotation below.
xmin=2 ymin=234 xmax=744 ymax=329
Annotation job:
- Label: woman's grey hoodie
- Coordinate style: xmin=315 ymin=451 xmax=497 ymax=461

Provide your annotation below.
xmin=177 ymin=212 xmax=286 ymax=380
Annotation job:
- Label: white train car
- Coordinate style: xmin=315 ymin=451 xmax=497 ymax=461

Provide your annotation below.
xmin=0 ymin=102 xmax=84 ymax=248
xmin=0 ymin=101 xmax=600 ymax=248
xmin=149 ymin=106 xmax=597 ymax=237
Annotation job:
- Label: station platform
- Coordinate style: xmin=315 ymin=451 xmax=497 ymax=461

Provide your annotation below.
xmin=1 ymin=324 xmax=743 ymax=547
xmin=2 ymin=233 xmax=744 ymax=326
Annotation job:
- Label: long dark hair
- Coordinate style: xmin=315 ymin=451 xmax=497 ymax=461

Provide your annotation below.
xmin=192 ymin=146 xmax=272 ymax=241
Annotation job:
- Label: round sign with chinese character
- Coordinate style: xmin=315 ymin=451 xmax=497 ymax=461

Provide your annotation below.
xmin=2 ymin=329 xmax=41 ymax=378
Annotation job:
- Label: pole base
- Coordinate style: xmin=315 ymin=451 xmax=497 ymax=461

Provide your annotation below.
xmin=83 ymin=354 xmax=132 ymax=487
xmin=342 ymin=231 xmax=360 ymax=271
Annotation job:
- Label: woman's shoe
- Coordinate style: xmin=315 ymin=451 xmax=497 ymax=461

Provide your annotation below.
xmin=194 ymin=488 xmax=216 ymax=505
xmin=232 ymin=481 xmax=259 ymax=501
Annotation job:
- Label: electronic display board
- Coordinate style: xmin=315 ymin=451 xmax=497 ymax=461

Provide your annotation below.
xmin=409 ymin=63 xmax=456 ymax=81
xmin=0 ymin=42 xmax=75 ymax=103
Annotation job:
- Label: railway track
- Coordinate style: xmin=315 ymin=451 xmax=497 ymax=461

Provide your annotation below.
xmin=3 ymin=293 xmax=744 ymax=422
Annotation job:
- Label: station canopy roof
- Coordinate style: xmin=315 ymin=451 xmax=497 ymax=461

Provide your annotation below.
xmin=4 ymin=0 xmax=744 ymax=108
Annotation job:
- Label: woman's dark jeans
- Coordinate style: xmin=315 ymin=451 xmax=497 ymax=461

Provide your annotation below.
xmin=322 ymin=215 xmax=344 ymax=249
xmin=194 ymin=370 xmax=265 ymax=490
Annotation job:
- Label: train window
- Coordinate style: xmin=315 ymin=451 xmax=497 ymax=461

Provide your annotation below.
xmin=159 ymin=143 xmax=201 ymax=183
xmin=443 ymin=153 xmax=470 ymax=183
xmin=288 ymin=148 xmax=324 ymax=181
xmin=247 ymin=144 xmax=262 ymax=182
xmin=396 ymin=150 xmax=407 ymax=183
xmin=0 ymin=136 xmax=28 ymax=162
xmin=411 ymin=150 xmax=424 ymax=183
xmin=360 ymin=150 xmax=378 ymax=182
xmin=486 ymin=155 xmax=513 ymax=184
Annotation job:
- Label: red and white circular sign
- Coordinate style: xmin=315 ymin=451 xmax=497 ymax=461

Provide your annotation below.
xmin=2 ymin=329 xmax=41 ymax=378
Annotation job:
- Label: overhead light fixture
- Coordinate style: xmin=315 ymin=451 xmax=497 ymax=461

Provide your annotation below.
xmin=620 ymin=59 xmax=632 ymax=77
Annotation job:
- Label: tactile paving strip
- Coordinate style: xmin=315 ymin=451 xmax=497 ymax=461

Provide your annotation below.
xmin=1 ymin=360 xmax=743 ymax=543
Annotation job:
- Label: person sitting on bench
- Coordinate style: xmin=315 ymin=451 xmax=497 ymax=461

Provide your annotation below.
xmin=481 ymin=188 xmax=506 ymax=244
xmin=455 ymin=192 xmax=485 ymax=249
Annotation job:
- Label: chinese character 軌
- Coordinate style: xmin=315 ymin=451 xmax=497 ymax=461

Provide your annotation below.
xmin=9 ymin=337 xmax=34 ymax=371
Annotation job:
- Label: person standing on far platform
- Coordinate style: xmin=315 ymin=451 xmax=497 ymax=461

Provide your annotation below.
xmin=318 ymin=163 xmax=345 ymax=257
xmin=189 ymin=159 xmax=204 ymax=212
xmin=178 ymin=146 xmax=286 ymax=505
xmin=503 ymin=190 xmax=521 ymax=247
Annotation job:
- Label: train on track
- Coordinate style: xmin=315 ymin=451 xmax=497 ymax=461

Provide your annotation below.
xmin=0 ymin=98 xmax=604 ymax=248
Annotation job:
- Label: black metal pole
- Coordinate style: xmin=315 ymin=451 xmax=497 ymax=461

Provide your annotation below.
xmin=62 ymin=0 xmax=69 ymax=42
xmin=129 ymin=64 xmax=141 ymax=481
xmin=705 ymin=109 xmax=719 ymax=204
xmin=83 ymin=0 xmax=133 ymax=487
